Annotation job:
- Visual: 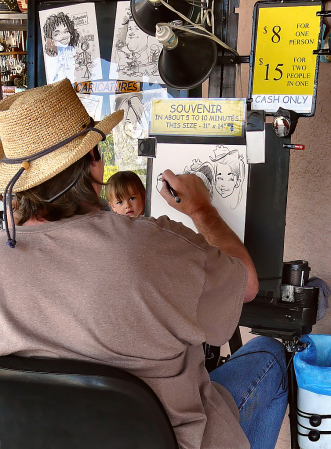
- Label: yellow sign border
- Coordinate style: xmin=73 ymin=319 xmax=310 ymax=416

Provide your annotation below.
xmin=150 ymin=98 xmax=246 ymax=137
xmin=249 ymin=1 xmax=322 ymax=115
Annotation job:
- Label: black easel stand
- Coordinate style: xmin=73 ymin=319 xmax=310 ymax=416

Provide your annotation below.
xmin=287 ymin=350 xmax=299 ymax=449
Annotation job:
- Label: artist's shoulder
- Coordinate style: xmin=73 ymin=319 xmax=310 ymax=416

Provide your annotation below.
xmin=87 ymin=211 xmax=212 ymax=252
xmin=138 ymin=214 xmax=211 ymax=251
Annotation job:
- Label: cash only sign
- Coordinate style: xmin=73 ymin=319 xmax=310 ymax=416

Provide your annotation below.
xmin=249 ymin=0 xmax=322 ymax=115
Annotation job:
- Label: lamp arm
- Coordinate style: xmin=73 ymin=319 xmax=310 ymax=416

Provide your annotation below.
xmin=157 ymin=21 xmax=238 ymax=55
xmin=158 ymin=0 xmax=238 ymax=55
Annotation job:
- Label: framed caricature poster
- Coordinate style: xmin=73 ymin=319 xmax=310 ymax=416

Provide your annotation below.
xmin=33 ymin=0 xmax=173 ymax=119
xmin=28 ymin=0 xmax=191 ymax=179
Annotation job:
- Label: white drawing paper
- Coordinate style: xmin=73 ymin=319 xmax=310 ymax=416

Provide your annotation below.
xmin=151 ymin=143 xmax=248 ymax=241
xmin=77 ymin=93 xmax=103 ymax=121
xmin=110 ymin=88 xmax=168 ymax=171
xmin=39 ymin=3 xmax=102 ymax=84
xmin=109 ymin=1 xmax=163 ymax=83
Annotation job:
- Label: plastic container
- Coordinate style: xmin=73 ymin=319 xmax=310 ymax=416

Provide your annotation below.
xmin=294 ymin=335 xmax=331 ymax=448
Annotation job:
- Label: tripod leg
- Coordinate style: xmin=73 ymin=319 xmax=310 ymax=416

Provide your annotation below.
xmin=286 ymin=350 xmax=300 ymax=449
xmin=229 ymin=326 xmax=243 ymax=355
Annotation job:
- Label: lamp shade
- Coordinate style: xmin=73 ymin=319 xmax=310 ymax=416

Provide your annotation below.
xmin=130 ymin=0 xmax=193 ymax=36
xmin=158 ymin=31 xmax=218 ymax=90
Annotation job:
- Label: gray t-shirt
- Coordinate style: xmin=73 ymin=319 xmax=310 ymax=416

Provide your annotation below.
xmin=0 ymin=211 xmax=249 ymax=449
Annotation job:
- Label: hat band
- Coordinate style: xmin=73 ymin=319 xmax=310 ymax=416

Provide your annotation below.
xmin=0 ymin=118 xmax=106 ymax=165
xmin=2 ymin=117 xmax=106 ymax=249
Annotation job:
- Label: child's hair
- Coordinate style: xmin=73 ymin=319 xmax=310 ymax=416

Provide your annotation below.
xmin=105 ymin=171 xmax=145 ymax=204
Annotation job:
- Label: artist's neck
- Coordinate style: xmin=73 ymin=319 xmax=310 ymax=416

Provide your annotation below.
xmin=22 ymin=205 xmax=101 ymax=226
xmin=22 ymin=215 xmax=49 ymax=226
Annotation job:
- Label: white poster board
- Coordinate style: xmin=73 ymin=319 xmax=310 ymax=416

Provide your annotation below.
xmin=151 ymin=143 xmax=248 ymax=242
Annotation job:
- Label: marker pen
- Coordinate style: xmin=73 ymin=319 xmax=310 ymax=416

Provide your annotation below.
xmin=165 ymin=180 xmax=181 ymax=203
xmin=283 ymin=144 xmax=305 ymax=150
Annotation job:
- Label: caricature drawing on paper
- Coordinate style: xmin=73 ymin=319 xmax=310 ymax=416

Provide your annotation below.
xmin=151 ymin=143 xmax=248 ymax=241
xmin=109 ymin=2 xmax=162 ymax=83
xmin=40 ymin=3 xmax=102 ymax=84
xmin=78 ymin=94 xmax=103 ymax=121
xmin=43 ymin=12 xmax=79 ymax=82
xmin=183 ymin=160 xmax=214 ymax=201
xmin=184 ymin=145 xmax=245 ymax=210
xmin=75 ymin=41 xmax=95 ymax=79
xmin=212 ymin=146 xmax=245 ymax=209
xmin=119 ymin=94 xmax=149 ymax=139
xmin=110 ymin=88 xmax=167 ymax=171
xmin=115 ymin=11 xmax=160 ymax=77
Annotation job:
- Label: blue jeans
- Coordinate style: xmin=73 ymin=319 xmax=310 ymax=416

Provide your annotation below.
xmin=210 ymin=336 xmax=288 ymax=449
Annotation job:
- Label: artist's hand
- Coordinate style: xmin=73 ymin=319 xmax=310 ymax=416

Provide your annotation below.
xmin=160 ymin=169 xmax=212 ymax=217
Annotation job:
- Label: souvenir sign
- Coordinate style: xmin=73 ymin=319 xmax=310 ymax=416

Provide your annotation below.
xmin=249 ymin=1 xmax=322 ymax=115
xmin=150 ymin=98 xmax=246 ymax=137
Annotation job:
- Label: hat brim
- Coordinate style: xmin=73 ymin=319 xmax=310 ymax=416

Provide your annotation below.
xmin=0 ymin=109 xmax=124 ymax=193
xmin=209 ymin=149 xmax=236 ymax=162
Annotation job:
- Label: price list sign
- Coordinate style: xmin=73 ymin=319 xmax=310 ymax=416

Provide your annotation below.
xmin=249 ymin=1 xmax=322 ymax=115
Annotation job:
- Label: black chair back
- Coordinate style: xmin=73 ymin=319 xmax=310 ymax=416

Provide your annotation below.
xmin=0 ymin=355 xmax=179 ymax=449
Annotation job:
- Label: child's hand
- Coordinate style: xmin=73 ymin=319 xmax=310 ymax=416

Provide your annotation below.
xmin=160 ymin=169 xmax=212 ymax=217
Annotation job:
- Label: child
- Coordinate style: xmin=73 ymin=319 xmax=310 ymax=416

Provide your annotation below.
xmin=105 ymin=171 xmax=145 ymax=217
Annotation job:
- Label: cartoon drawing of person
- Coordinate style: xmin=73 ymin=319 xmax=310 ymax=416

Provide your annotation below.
xmin=184 ymin=159 xmax=214 ymax=200
xmin=75 ymin=41 xmax=95 ymax=79
xmin=117 ymin=95 xmax=149 ymax=139
xmin=210 ymin=145 xmax=245 ymax=209
xmin=43 ymin=12 xmax=80 ymax=82
xmin=115 ymin=10 xmax=161 ymax=77
xmin=154 ymin=145 xmax=245 ymax=211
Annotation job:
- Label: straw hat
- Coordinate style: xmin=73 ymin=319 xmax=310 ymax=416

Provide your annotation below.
xmin=0 ymin=78 xmax=124 ymax=193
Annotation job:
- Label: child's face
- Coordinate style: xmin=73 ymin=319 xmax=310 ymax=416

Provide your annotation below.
xmin=109 ymin=188 xmax=144 ymax=217
xmin=215 ymin=162 xmax=238 ymax=198
xmin=52 ymin=23 xmax=71 ymax=47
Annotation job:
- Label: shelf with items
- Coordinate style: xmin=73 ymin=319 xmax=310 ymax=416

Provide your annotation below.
xmin=0 ymin=50 xmax=27 ymax=54
xmin=0 ymin=13 xmax=27 ymax=31
xmin=0 ymin=13 xmax=27 ymax=20
xmin=0 ymin=27 xmax=27 ymax=95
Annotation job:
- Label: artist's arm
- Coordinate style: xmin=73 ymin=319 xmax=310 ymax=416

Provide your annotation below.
xmin=160 ymin=169 xmax=259 ymax=303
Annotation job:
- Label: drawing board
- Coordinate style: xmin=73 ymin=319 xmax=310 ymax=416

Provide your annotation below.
xmin=151 ymin=143 xmax=248 ymax=241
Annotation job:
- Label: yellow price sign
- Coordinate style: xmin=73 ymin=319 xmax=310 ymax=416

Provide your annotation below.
xmin=250 ymin=2 xmax=322 ymax=114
